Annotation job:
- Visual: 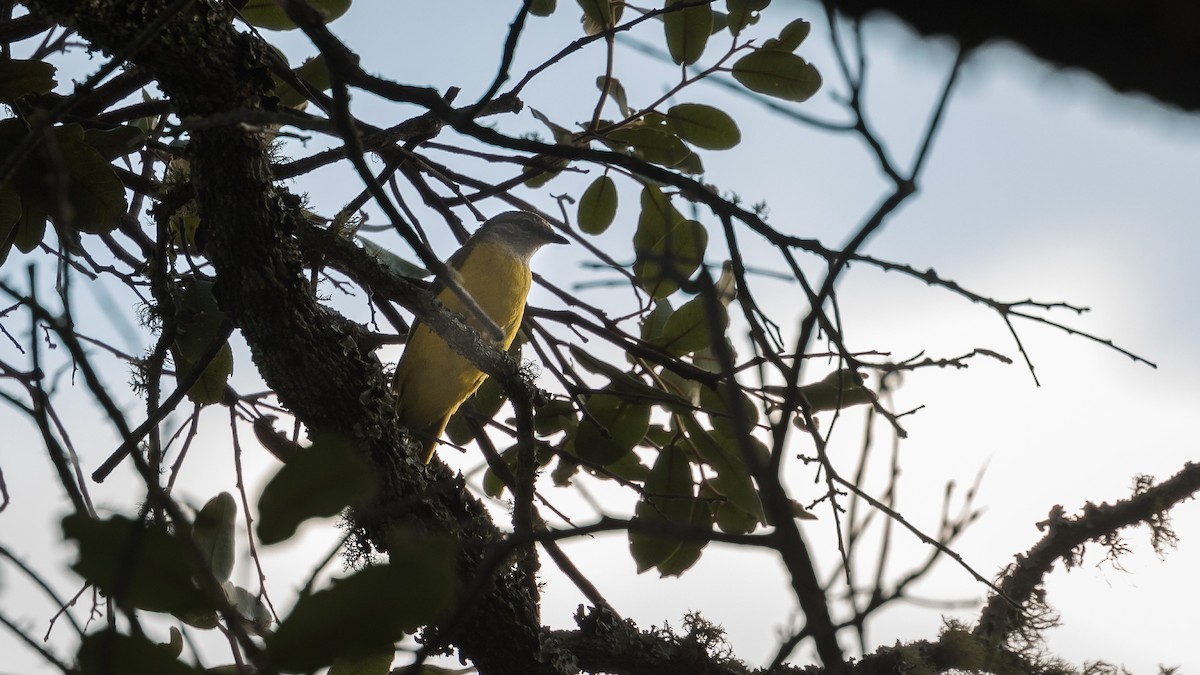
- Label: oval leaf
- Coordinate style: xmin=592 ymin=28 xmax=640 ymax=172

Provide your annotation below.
xmin=732 ymin=49 xmax=821 ymax=102
xmin=578 ymin=174 xmax=619 ymax=235
xmin=664 ymin=0 xmax=713 ymax=66
xmin=655 ymin=497 xmax=714 ymax=576
xmin=658 ymin=294 xmax=728 ymax=356
xmin=192 ymin=492 xmax=237 ymax=583
xmin=241 ymin=0 xmax=351 ymax=30
xmin=62 ymin=514 xmax=211 ymax=615
xmin=0 ymin=58 xmax=57 ymax=101
xmin=726 ymin=0 xmax=769 ymax=34
xmin=267 ymin=535 xmax=456 ymax=672
xmin=775 ymin=18 xmax=812 ymax=51
xmin=78 ymin=631 xmax=202 ymax=675
xmin=608 ymin=126 xmax=690 ymax=167
xmin=629 ymin=444 xmax=695 ymax=572
xmin=256 ymin=434 xmax=376 ymax=545
xmin=634 ymin=217 xmax=709 ymax=299
xmin=572 ymin=390 xmax=651 ymax=465
xmin=666 ymin=103 xmax=741 ymax=150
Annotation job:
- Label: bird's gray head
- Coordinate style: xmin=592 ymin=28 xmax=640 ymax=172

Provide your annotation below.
xmin=474 ymin=211 xmax=569 ymax=260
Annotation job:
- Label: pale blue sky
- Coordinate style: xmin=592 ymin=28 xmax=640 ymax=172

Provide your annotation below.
xmin=2 ymin=3 xmax=1198 ymax=673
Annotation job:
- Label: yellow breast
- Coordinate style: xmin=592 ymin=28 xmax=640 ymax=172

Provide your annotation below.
xmin=392 ymin=241 xmax=533 ymax=460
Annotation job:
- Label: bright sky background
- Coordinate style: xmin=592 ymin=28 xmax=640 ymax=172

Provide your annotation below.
xmin=2 ymin=2 xmax=1199 ymax=674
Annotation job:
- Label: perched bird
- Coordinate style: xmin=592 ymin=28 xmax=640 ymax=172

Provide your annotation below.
xmin=392 ymin=211 xmax=568 ymax=463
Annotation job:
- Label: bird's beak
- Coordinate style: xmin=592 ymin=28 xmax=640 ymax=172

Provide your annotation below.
xmin=548 ymin=232 xmax=570 ymax=245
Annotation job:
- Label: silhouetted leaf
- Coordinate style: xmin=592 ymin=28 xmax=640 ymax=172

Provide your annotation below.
xmin=529 ymin=0 xmax=557 ymax=17
xmin=634 ymin=210 xmax=708 ymax=299
xmin=664 ymin=0 xmax=712 ymax=66
xmin=726 ymin=0 xmax=769 ymax=34
xmin=608 ymin=126 xmax=690 ymax=167
xmin=579 ymin=174 xmax=619 ymax=234
xmin=681 ymin=416 xmax=764 ymax=520
xmin=732 ymin=50 xmax=821 ymax=102
xmin=765 ymin=18 xmax=811 ymax=51
xmin=267 ymin=533 xmax=456 ymax=672
xmin=0 ymin=58 xmax=56 ymax=101
xmin=629 ymin=444 xmax=695 ymax=572
xmin=83 ymin=125 xmax=146 ymax=161
xmin=666 ymin=103 xmax=741 ymax=150
xmin=77 ymin=631 xmax=201 ymax=675
xmin=191 ymin=492 xmax=237 ymax=583
xmin=63 ymin=514 xmax=211 ymax=615
xmin=274 ymin=55 xmax=332 ymax=109
xmin=241 ymin=0 xmax=351 ymax=30
xmin=572 ymin=388 xmax=651 ymax=465
xmin=579 ymin=0 xmax=623 ymax=33
xmin=655 ymin=497 xmax=713 ymax=576
xmin=170 ymin=280 xmax=233 ymax=405
xmin=765 ymin=368 xmax=876 ymax=413
xmin=595 ymin=75 xmax=631 ymax=116
xmin=257 ymin=434 xmax=376 ymax=545
xmin=700 ymin=382 xmax=759 ymax=439
xmin=658 ymin=294 xmax=728 ymax=356
xmin=329 ymin=652 xmax=394 ymax=675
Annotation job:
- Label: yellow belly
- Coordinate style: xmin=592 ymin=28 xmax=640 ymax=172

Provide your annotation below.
xmin=393 ymin=241 xmax=532 ymax=461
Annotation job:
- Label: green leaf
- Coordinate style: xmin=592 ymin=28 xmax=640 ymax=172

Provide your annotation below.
xmin=0 ymin=181 xmax=21 ymax=266
xmin=10 ymin=123 xmax=125 ymax=235
xmin=700 ymin=382 xmax=759 ymax=439
xmin=572 ymin=388 xmax=651 ymax=465
xmin=77 ymin=631 xmax=202 ymax=675
xmin=12 ymin=198 xmax=45 ymax=254
xmin=726 ymin=0 xmax=769 ymax=34
xmin=664 ymin=0 xmax=712 ymax=66
xmin=707 ymin=482 xmax=758 ymax=534
xmin=524 ymin=109 xmax=577 ymax=186
xmin=657 ymin=294 xmax=728 ymax=356
xmin=635 ymin=218 xmax=708 ymax=299
xmin=578 ymin=174 xmax=618 ymax=235
xmin=578 ymin=0 xmax=623 ymax=33
xmin=481 ymin=443 xmax=554 ymax=498
xmin=191 ymin=492 xmax=237 ymax=583
xmin=225 ymin=583 xmax=273 ymax=635
xmin=771 ymin=18 xmax=811 ymax=52
xmin=569 ymin=344 xmax=676 ymax=405
xmin=267 ymin=534 xmax=456 ymax=672
xmin=666 ymin=103 xmax=741 ymax=150
xmin=599 ymin=449 xmax=652 ymax=482
xmin=62 ymin=514 xmax=211 ymax=615
xmin=631 ymin=187 xmax=707 ymax=298
xmin=766 ymin=368 xmax=876 ymax=413
xmin=534 ymin=398 xmax=578 ymax=436
xmin=529 ymin=0 xmax=557 ymax=17
xmin=241 ymin=0 xmax=351 ymax=30
xmin=595 ymin=76 xmax=631 ymax=116
xmin=256 ymin=434 xmax=376 ymax=545
xmin=711 ymin=10 xmax=729 ymax=34
xmin=274 ymin=55 xmax=333 ymax=109
xmin=629 ymin=444 xmax=695 ymax=572
xmin=655 ymin=497 xmax=714 ymax=576
xmin=329 ymin=652 xmax=394 ymax=675
xmin=446 ymin=368 xmax=508 ymax=445
xmin=732 ymin=50 xmax=821 ymax=102
xmin=608 ymin=126 xmax=690 ymax=167
xmin=170 ymin=280 xmax=233 ymax=405
xmin=673 ymin=149 xmax=705 ymax=175
xmin=83 ymin=126 xmax=146 ymax=161
xmin=0 ymin=58 xmax=56 ymax=101
xmin=640 ymin=299 xmax=674 ymax=342
xmin=680 ymin=416 xmax=764 ymax=521
xmin=358 ymin=236 xmax=429 ymax=278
